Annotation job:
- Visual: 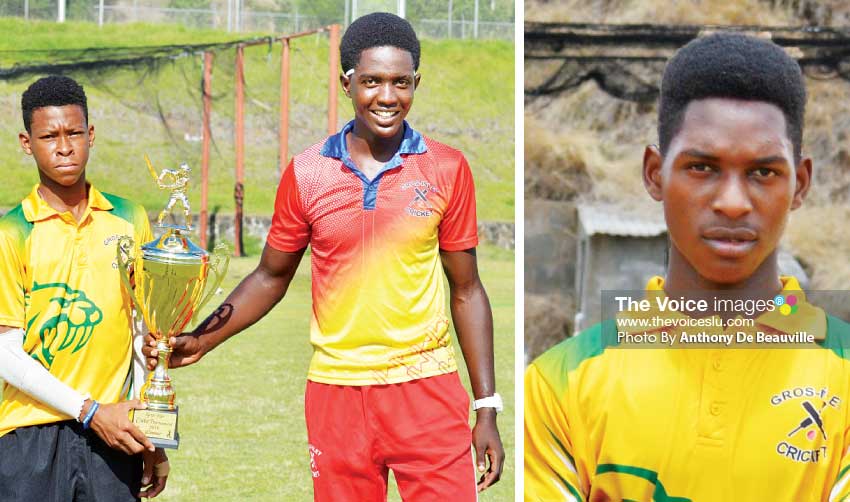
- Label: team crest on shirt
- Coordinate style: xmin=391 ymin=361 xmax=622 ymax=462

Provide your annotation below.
xmin=770 ymin=386 xmax=842 ymax=463
xmin=401 ymin=180 xmax=439 ymax=218
xmin=25 ymin=282 xmax=103 ymax=369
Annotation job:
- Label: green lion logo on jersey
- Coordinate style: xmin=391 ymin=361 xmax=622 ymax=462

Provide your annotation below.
xmin=25 ymin=282 xmax=103 ymax=368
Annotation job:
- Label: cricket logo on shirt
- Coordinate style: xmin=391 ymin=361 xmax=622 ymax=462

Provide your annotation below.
xmin=771 ymin=386 xmax=842 ymax=463
xmin=25 ymin=282 xmax=103 ymax=368
xmin=401 ymin=180 xmax=438 ymax=218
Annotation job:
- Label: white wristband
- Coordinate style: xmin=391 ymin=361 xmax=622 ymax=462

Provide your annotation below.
xmin=472 ymin=393 xmax=504 ymax=413
xmin=0 ymin=328 xmax=87 ymax=420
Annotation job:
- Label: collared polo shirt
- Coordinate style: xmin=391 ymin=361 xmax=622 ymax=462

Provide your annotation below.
xmin=525 ymin=276 xmax=850 ymax=502
xmin=0 ymin=184 xmax=152 ymax=437
xmin=267 ymin=121 xmax=479 ymax=385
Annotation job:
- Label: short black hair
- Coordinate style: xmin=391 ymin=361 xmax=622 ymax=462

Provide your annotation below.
xmin=658 ymin=33 xmax=806 ymax=162
xmin=21 ymin=75 xmax=88 ymax=133
xmin=340 ymin=12 xmax=420 ymax=74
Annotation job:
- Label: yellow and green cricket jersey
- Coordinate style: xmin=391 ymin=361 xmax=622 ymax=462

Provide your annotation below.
xmin=525 ymin=276 xmax=850 ymax=502
xmin=0 ymin=184 xmax=151 ymax=437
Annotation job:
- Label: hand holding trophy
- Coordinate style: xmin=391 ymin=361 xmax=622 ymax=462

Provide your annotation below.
xmin=116 ymin=155 xmax=230 ymax=449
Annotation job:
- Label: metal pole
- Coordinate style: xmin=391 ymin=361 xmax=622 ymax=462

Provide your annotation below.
xmin=280 ymin=38 xmax=290 ymax=172
xmin=474 ymin=0 xmax=479 ymax=39
xmin=398 ymin=0 xmax=405 ymax=18
xmin=24 ymin=0 xmax=28 ymax=21
xmin=327 ymin=24 xmax=340 ymax=136
xmin=351 ymin=0 xmax=357 ymax=21
xmin=200 ymin=51 xmax=214 ymax=250
xmin=448 ymin=0 xmax=452 ymax=38
xmin=234 ymin=45 xmax=245 ymax=257
xmin=58 ymin=0 xmax=65 ymax=22
xmin=98 ymin=0 xmax=104 ymax=26
xmin=344 ymin=0 xmax=349 ymax=27
xmin=226 ymin=0 xmax=232 ymax=32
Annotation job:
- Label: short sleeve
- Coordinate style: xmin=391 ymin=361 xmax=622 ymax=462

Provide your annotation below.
xmin=438 ymin=155 xmax=478 ymax=251
xmin=0 ymin=230 xmax=26 ymax=328
xmin=525 ymin=363 xmax=587 ymax=502
xmin=266 ymin=160 xmax=310 ymax=252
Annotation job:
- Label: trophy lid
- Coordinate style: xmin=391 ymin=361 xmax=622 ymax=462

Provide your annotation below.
xmin=141 ymin=229 xmax=208 ymax=264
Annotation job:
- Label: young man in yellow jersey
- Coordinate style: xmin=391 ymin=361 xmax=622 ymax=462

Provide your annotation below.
xmin=0 ymin=76 xmax=168 ymax=500
xmin=525 ymin=33 xmax=850 ymax=501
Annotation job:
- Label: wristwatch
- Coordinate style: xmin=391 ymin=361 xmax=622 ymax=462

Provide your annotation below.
xmin=472 ymin=393 xmax=503 ymax=413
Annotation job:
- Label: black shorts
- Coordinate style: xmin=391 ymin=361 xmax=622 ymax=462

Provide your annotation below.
xmin=0 ymin=420 xmax=142 ymax=502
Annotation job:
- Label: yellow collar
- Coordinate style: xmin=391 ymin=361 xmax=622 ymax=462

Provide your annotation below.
xmin=21 ymin=184 xmax=113 ymax=224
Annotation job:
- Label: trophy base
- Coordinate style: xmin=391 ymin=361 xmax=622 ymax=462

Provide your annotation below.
xmin=132 ymin=407 xmax=180 ymax=450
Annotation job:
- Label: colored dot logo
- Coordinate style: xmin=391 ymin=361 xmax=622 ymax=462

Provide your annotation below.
xmin=774 ymin=294 xmax=798 ymax=316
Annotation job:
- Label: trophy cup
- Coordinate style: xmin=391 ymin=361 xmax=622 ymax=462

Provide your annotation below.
xmin=116 ymin=155 xmax=230 ymax=449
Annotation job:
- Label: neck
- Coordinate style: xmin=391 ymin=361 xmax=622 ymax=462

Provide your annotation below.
xmin=348 ymin=121 xmax=405 ymax=163
xmin=664 ymin=245 xmax=784 ymax=301
xmin=37 ymin=176 xmax=88 ymax=220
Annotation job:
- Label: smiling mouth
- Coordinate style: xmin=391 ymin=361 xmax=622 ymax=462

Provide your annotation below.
xmin=371 ymin=110 xmax=399 ymax=119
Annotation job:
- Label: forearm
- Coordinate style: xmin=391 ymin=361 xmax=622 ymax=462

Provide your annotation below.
xmin=0 ymin=326 xmax=86 ymax=420
xmin=451 ymin=280 xmax=496 ymax=400
xmin=192 ymin=266 xmax=292 ymax=354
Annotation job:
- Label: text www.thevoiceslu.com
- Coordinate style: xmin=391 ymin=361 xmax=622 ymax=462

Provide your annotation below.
xmin=617 ymin=316 xmax=756 ymax=329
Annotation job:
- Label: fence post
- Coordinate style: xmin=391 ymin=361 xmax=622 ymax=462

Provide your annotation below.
xmin=448 ymin=0 xmax=452 ymax=38
xmin=474 ymin=0 xmax=479 ymax=39
xmin=234 ymin=45 xmax=245 ymax=257
xmin=280 ymin=38 xmax=290 ymax=173
xmin=328 ymin=24 xmax=340 ymax=136
xmin=200 ymin=51 xmax=214 ymax=250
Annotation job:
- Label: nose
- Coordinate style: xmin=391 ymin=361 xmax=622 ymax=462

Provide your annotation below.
xmin=56 ymin=134 xmax=73 ymax=156
xmin=376 ymin=82 xmax=398 ymax=107
xmin=711 ymin=173 xmax=753 ymax=220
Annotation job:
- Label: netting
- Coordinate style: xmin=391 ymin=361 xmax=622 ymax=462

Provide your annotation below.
xmin=0 ymin=31 xmax=337 ymax=220
xmin=525 ymin=23 xmax=850 ymax=101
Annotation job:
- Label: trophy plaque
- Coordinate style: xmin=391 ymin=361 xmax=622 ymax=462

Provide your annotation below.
xmin=117 ymin=155 xmax=230 ymax=449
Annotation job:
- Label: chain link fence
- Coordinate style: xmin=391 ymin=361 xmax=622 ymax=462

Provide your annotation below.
xmin=0 ymin=0 xmax=514 ymax=39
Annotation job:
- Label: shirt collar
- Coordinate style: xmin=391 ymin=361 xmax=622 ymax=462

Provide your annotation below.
xmin=319 ymin=120 xmax=427 ymax=161
xmin=21 ymin=183 xmax=114 ymax=224
xmin=618 ymin=275 xmax=826 ymax=341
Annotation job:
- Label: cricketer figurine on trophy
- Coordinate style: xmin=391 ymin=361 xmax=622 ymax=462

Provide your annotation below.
xmin=116 ymin=155 xmax=230 ymax=449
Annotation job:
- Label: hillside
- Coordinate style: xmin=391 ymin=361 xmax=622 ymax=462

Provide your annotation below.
xmin=0 ymin=18 xmax=514 ymax=221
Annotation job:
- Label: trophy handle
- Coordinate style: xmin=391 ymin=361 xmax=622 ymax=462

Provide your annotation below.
xmin=116 ymin=235 xmax=145 ymax=314
xmin=193 ymin=242 xmax=231 ymax=323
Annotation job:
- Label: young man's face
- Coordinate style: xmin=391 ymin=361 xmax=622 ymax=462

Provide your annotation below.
xmin=20 ymin=104 xmax=94 ymax=188
xmin=342 ymin=45 xmax=420 ymax=142
xmin=644 ymin=97 xmax=811 ymax=285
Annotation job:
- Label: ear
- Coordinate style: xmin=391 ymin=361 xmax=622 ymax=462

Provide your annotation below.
xmin=414 ymin=72 xmax=421 ymax=90
xmin=643 ymin=144 xmax=664 ymax=202
xmin=19 ymin=131 xmax=32 ymax=156
xmin=88 ymin=124 xmax=95 ymax=148
xmin=340 ymin=73 xmax=352 ymax=98
xmin=790 ymin=156 xmax=812 ymax=210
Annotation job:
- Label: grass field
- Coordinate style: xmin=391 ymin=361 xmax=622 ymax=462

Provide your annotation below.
xmin=1 ymin=244 xmax=514 ymax=501
xmin=0 ymin=18 xmax=514 ymax=221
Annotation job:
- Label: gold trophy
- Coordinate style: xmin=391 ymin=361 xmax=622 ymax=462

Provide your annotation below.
xmin=116 ymin=155 xmax=230 ymax=449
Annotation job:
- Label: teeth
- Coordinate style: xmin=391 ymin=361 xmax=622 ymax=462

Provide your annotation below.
xmin=374 ymin=110 xmax=396 ymax=117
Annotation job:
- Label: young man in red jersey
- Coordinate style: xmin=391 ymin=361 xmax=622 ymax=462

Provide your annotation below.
xmin=146 ymin=13 xmax=504 ymax=501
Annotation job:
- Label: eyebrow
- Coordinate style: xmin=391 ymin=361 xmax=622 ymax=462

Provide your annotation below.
xmin=678 ymin=149 xmax=789 ymax=165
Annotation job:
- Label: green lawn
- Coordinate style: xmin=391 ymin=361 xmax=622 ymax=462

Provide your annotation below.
xmin=0 ymin=18 xmax=514 ymax=222
xmin=0 ymin=246 xmax=514 ymax=500
xmin=151 ymin=246 xmax=515 ymax=501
